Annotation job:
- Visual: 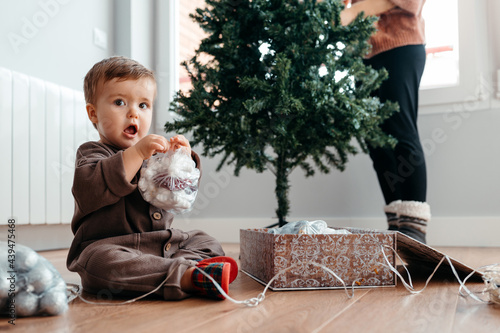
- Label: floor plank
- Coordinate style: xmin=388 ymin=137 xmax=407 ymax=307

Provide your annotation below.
xmin=324 ymin=278 xmax=460 ymax=333
xmin=1 ymin=245 xmax=499 ymax=333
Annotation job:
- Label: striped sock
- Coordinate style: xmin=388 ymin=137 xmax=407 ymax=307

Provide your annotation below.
xmin=398 ymin=201 xmax=431 ymax=244
xmin=384 ymin=200 xmax=401 ymax=231
xmin=386 ymin=212 xmax=399 ymax=231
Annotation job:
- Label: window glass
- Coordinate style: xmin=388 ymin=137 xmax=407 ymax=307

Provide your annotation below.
xmin=178 ymin=0 xmax=207 ymax=94
xmin=421 ymin=0 xmax=460 ymax=89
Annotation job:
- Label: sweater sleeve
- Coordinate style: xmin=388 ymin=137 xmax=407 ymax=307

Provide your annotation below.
xmin=389 ymin=0 xmax=424 ymax=15
xmin=72 ymin=142 xmax=137 ymax=215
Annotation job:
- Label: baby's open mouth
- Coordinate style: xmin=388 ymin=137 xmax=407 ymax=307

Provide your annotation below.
xmin=124 ymin=125 xmax=137 ymax=135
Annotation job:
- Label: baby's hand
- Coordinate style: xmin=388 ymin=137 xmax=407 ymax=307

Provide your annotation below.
xmin=134 ymin=134 xmax=170 ymax=160
xmin=169 ymin=135 xmax=191 ymax=156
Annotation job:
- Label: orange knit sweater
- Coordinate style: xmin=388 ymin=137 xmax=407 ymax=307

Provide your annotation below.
xmin=351 ymin=0 xmax=426 ymax=58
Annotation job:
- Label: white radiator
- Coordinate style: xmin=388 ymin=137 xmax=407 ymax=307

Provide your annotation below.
xmin=1 ymin=67 xmax=98 ymax=225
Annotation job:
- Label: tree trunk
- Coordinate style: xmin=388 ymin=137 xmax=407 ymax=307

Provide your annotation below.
xmin=275 ymin=153 xmax=290 ymax=227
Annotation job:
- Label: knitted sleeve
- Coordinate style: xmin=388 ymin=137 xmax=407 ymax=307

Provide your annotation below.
xmin=389 ymin=0 xmax=425 ymax=15
xmin=72 ymin=142 xmax=137 ymax=215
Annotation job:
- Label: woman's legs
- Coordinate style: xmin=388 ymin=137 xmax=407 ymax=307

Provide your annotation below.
xmin=365 ymin=45 xmax=431 ymax=243
xmin=365 ymin=45 xmax=427 ymax=205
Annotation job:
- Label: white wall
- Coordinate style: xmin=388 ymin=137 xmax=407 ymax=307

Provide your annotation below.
xmin=0 ymin=0 xmax=113 ymax=90
xmin=0 ymin=0 xmax=499 ymax=250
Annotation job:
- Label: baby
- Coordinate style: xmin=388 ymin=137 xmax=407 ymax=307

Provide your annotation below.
xmin=66 ymin=56 xmax=237 ymax=300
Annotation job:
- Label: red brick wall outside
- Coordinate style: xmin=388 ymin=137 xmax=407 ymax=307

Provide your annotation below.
xmin=179 ymin=0 xmax=207 ymax=94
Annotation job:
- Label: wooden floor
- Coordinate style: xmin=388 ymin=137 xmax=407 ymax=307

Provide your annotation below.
xmin=2 ymin=244 xmax=500 ymax=333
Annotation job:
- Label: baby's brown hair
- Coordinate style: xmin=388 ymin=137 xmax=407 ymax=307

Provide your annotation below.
xmin=84 ymin=56 xmax=156 ymax=105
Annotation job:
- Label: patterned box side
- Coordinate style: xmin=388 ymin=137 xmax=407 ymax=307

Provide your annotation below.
xmin=240 ymin=229 xmax=396 ymax=290
xmin=240 ymin=229 xmax=276 ymax=283
xmin=270 ymin=232 xmax=396 ymax=289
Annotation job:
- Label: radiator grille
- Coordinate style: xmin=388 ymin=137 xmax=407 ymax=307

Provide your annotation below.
xmin=1 ymin=67 xmax=98 ymax=225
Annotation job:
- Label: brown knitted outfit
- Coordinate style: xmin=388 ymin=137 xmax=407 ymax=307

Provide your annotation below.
xmin=66 ymin=141 xmax=225 ymax=300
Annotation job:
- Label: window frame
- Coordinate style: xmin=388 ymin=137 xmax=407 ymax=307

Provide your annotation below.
xmin=419 ymin=0 xmax=493 ymax=115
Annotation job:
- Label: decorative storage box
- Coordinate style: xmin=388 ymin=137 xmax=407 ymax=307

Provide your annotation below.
xmin=240 ymin=228 xmax=397 ymax=290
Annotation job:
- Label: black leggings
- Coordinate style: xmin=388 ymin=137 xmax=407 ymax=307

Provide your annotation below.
xmin=364 ymin=45 xmax=427 ymax=205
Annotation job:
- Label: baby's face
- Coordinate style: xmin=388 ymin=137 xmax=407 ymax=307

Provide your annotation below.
xmin=87 ymin=77 xmax=156 ymax=149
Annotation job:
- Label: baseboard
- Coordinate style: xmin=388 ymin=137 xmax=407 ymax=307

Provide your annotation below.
xmin=1 ymin=216 xmax=498 ymax=251
xmin=424 ymin=216 xmax=500 ymax=247
xmin=0 ymin=224 xmax=74 ymax=251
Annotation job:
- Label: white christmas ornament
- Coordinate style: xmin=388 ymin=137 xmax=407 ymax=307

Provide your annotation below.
xmin=0 ymin=242 xmax=69 ymax=317
xmin=40 ymin=287 xmax=69 ymax=315
xmin=15 ymin=291 xmax=39 ymax=317
xmin=139 ymin=149 xmax=200 ymax=214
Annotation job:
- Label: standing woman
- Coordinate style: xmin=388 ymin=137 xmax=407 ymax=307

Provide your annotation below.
xmin=341 ymin=0 xmax=430 ymax=243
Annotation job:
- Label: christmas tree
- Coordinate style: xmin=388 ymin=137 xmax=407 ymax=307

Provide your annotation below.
xmin=166 ymin=0 xmax=398 ymax=226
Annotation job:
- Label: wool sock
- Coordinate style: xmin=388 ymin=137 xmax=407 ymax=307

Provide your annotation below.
xmin=398 ymin=201 xmax=431 ymax=244
xmin=191 ymin=262 xmax=231 ymax=300
xmin=384 ymin=200 xmax=401 ymax=231
xmin=196 ymin=256 xmax=238 ymax=283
